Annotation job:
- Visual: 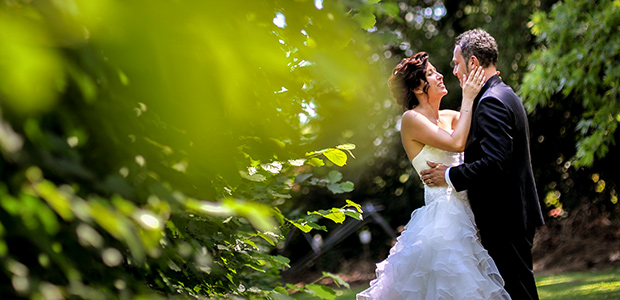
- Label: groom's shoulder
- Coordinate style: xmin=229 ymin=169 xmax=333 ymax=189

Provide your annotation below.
xmin=482 ymin=82 xmax=528 ymax=118
xmin=485 ymin=80 xmax=519 ymax=102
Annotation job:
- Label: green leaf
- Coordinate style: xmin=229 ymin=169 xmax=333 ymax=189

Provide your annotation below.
xmin=309 ymin=208 xmax=346 ymax=224
xmin=33 ymin=179 xmax=74 ymax=221
xmin=326 ymin=177 xmax=353 ymax=194
xmin=288 ymin=158 xmax=306 ymax=166
xmin=380 ymin=2 xmax=401 ymax=19
xmin=322 ymin=272 xmax=350 ymax=289
xmin=245 ymin=263 xmax=266 ymax=273
xmin=271 ymin=255 xmax=291 ymax=268
xmin=295 ymin=173 xmax=313 ymax=183
xmin=222 ymin=198 xmax=278 ymax=233
xmin=243 ymin=238 xmax=258 ymax=250
xmin=336 ymin=143 xmax=356 ymax=158
xmin=239 ymin=170 xmax=267 ymax=182
xmin=270 ymin=138 xmax=286 ymax=148
xmin=273 ymin=207 xmax=286 ymax=226
xmin=327 ymin=170 xmax=343 ymax=183
xmin=118 ymin=69 xmax=130 ymax=86
xmin=307 ymin=157 xmax=325 ymax=167
xmin=273 ymin=286 xmax=289 ymax=296
xmin=322 ymin=149 xmax=347 ymax=167
xmin=336 ymin=144 xmax=356 ymax=150
xmin=352 ymin=11 xmax=376 ymax=30
xmin=261 ymin=161 xmax=283 ymax=174
xmin=290 ymin=221 xmax=313 ymax=233
xmin=340 ymin=181 xmax=354 ymax=192
xmin=269 ymin=288 xmax=293 ymax=300
xmin=257 ymin=231 xmax=276 ymax=246
xmin=345 ymin=199 xmax=363 ymax=213
xmin=343 ymin=210 xmax=363 ymax=221
xmin=288 ymin=219 xmax=326 ymax=233
xmin=304 ymin=284 xmax=336 ymax=300
xmin=327 ymin=183 xmax=345 ymax=194
xmin=270 ymin=191 xmax=292 ymax=199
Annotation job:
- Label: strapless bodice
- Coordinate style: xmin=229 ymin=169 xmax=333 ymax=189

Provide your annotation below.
xmin=411 ymin=145 xmax=464 ymax=176
xmin=411 ymin=145 xmax=467 ymax=205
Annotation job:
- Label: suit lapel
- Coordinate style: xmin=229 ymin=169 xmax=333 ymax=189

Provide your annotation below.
xmin=472 ymin=74 xmax=501 ymax=113
xmin=466 ymin=74 xmax=502 ymax=150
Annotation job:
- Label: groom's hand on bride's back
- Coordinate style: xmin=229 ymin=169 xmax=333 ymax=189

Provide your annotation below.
xmin=420 ymin=162 xmax=448 ymax=187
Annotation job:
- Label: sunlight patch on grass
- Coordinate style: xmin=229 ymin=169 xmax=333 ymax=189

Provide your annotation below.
xmin=536 ymin=276 xmax=576 ymax=287
xmin=536 ymin=269 xmax=620 ymax=300
xmin=576 ymin=281 xmax=620 ymax=293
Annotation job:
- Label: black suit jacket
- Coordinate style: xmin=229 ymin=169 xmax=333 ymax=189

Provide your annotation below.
xmin=449 ymin=75 xmax=544 ymax=235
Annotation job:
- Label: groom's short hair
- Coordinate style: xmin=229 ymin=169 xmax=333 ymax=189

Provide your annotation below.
xmin=455 ymin=29 xmax=498 ymax=68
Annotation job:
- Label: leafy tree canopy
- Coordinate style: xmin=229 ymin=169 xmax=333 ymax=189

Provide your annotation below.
xmin=521 ymin=0 xmax=620 ymax=167
xmin=0 ymin=0 xmax=390 ymax=299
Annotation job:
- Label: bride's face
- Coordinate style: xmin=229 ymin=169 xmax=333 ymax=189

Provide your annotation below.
xmin=425 ymin=62 xmax=448 ymax=98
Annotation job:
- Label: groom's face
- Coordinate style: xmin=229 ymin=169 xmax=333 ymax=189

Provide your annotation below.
xmin=452 ymin=46 xmax=468 ymax=88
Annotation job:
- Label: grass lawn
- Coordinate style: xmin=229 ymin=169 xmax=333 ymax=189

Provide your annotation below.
xmin=536 ymin=269 xmax=620 ymax=300
xmin=292 ymin=269 xmax=620 ymax=299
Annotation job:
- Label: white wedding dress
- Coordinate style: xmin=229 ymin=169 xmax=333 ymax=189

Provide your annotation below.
xmin=356 ymin=145 xmax=511 ymax=300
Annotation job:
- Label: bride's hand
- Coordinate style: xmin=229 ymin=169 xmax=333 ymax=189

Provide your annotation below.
xmin=461 ymin=66 xmax=485 ymax=103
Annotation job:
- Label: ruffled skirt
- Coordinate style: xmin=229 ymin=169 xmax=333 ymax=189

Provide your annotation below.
xmin=356 ymin=194 xmax=511 ymax=300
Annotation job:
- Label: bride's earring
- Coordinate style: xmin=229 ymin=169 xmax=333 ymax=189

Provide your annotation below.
xmin=415 ymin=90 xmax=429 ymax=104
xmin=413 ymin=88 xmax=425 ymax=101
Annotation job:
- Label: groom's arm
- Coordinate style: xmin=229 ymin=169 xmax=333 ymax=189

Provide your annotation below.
xmin=449 ymin=96 xmax=514 ymax=192
xmin=445 ymin=167 xmax=455 ymax=188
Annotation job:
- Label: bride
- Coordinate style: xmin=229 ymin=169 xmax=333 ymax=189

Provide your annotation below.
xmin=356 ymin=52 xmax=511 ymax=300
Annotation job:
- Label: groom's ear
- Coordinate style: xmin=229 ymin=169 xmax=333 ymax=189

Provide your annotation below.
xmin=469 ymin=56 xmax=480 ymax=68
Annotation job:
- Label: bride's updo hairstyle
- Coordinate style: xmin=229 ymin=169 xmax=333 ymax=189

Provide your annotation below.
xmin=389 ymin=52 xmax=430 ymax=111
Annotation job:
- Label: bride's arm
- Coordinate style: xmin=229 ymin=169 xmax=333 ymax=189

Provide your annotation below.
xmin=451 ymin=70 xmax=501 ymax=128
xmin=401 ymin=66 xmax=484 ymax=152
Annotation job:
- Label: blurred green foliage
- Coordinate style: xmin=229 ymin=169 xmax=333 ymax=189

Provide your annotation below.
xmin=522 ymin=0 xmax=620 ymax=168
xmin=519 ymin=0 xmax=620 ymax=215
xmin=0 ymin=0 xmax=389 ymax=299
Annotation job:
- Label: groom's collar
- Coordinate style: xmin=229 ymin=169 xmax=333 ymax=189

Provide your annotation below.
xmin=472 ymin=74 xmax=501 ymax=111
xmin=484 ymin=74 xmax=502 ymax=88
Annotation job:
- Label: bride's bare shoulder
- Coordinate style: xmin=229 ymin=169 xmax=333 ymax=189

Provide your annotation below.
xmin=439 ymin=109 xmax=459 ymax=118
xmin=439 ymin=109 xmax=460 ymax=125
xmin=401 ymin=109 xmax=425 ymax=123
xmin=401 ymin=110 xmax=428 ymax=130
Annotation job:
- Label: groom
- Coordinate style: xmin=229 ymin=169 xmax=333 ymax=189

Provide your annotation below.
xmin=420 ymin=29 xmax=545 ymax=300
